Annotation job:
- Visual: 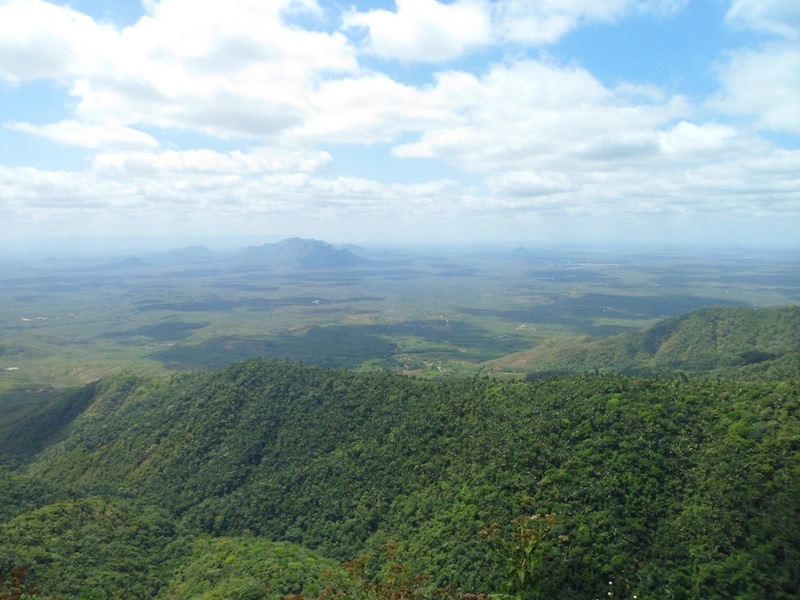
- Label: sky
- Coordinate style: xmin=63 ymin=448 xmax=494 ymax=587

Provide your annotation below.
xmin=1 ymin=0 xmax=799 ymax=251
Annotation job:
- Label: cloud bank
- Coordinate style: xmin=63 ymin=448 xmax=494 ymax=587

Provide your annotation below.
xmin=0 ymin=0 xmax=798 ymax=247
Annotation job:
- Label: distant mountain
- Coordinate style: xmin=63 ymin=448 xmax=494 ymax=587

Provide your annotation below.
xmin=498 ymin=305 xmax=800 ymax=377
xmin=340 ymin=243 xmax=369 ymax=255
xmin=106 ymin=256 xmax=149 ymax=269
xmin=510 ymin=246 xmax=536 ymax=258
xmin=140 ymin=246 xmax=217 ymax=266
xmin=237 ymin=238 xmax=363 ymax=268
xmin=162 ymin=245 xmax=215 ymax=259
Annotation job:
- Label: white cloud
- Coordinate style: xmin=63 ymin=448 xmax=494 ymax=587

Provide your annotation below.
xmin=717 ymin=0 xmax=800 ymax=133
xmin=381 ymin=58 xmax=799 ymax=222
xmin=393 ymin=59 xmax=689 ymax=172
xmin=343 ymin=0 xmax=691 ymax=60
xmin=2 ymin=132 xmax=799 ymax=243
xmin=711 ymin=44 xmax=800 ymax=133
xmin=492 ymin=0 xmax=688 ymax=46
xmin=726 ymin=0 xmax=800 ymax=39
xmin=657 ymin=121 xmax=742 ymax=156
xmin=87 ymin=1 xmax=356 ymax=138
xmin=91 ymin=147 xmax=333 ymax=177
xmin=488 ymin=170 xmax=575 ymax=198
xmin=0 ymin=164 xmax=144 ymax=221
xmin=344 ymin=0 xmax=491 ymax=62
xmin=492 ymin=0 xmax=629 ymax=45
xmin=6 ymin=120 xmax=159 ymax=150
xmin=1 ymin=0 xmax=358 ymax=144
xmin=294 ymin=73 xmax=458 ymax=143
xmin=0 ymin=0 xmax=116 ymax=82
xmin=0 ymin=158 xmax=461 ymax=232
xmin=0 ymin=0 xmax=798 ymax=247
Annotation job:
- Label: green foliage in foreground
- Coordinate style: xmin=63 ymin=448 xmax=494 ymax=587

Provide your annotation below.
xmin=1 ymin=343 xmax=799 ymax=597
xmin=0 ymin=496 xmax=181 ymax=599
xmin=0 ymin=488 xmax=354 ymax=600
xmin=158 ymin=536 xmax=353 ymax=600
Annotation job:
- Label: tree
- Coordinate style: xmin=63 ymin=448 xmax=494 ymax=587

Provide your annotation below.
xmin=480 ymin=514 xmax=567 ymax=600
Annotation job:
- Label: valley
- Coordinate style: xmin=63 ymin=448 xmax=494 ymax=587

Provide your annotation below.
xmin=2 ymin=239 xmax=798 ymax=392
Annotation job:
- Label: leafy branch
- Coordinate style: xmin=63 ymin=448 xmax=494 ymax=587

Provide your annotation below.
xmin=480 ymin=514 xmax=568 ymax=600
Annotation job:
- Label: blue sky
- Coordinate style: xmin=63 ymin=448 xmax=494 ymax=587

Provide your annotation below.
xmin=1 ymin=0 xmax=798 ymax=251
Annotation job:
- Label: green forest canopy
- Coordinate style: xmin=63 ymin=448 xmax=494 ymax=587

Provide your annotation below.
xmin=1 ymin=305 xmax=799 ymax=599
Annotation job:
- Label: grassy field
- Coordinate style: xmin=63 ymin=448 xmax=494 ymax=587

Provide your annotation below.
xmin=1 ymin=244 xmax=799 ymax=394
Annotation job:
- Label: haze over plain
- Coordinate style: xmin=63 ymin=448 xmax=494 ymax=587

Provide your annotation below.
xmin=1 ymin=0 xmax=799 ymax=252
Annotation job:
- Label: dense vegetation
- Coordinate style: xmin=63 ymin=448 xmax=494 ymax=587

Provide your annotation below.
xmin=508 ymin=305 xmax=800 ymax=378
xmin=1 ymin=307 xmax=799 ymax=598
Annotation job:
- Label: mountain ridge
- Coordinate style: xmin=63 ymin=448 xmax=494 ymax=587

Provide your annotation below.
xmin=237 ymin=238 xmax=364 ymax=268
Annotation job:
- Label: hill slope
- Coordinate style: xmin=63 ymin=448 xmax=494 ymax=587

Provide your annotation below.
xmin=0 ymin=482 xmax=351 ymax=600
xmin=493 ymin=305 xmax=800 ymax=377
xmin=6 ymin=357 xmax=797 ymax=598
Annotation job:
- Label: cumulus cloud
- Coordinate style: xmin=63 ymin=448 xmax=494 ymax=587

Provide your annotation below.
xmin=708 ymin=0 xmax=800 ymax=134
xmin=294 ymin=73 xmax=458 ymax=143
xmin=711 ymin=44 xmax=800 ymax=134
xmin=96 ymin=2 xmax=355 ymax=137
xmin=345 ymin=0 xmax=691 ymax=59
xmin=1 ymin=0 xmax=357 ymax=144
xmin=0 ymin=159 xmax=461 ymax=231
xmin=379 ymin=57 xmax=798 ymax=222
xmin=656 ymin=121 xmax=743 ymax=156
xmin=491 ymin=0 xmax=631 ymax=45
xmin=488 ymin=171 xmax=575 ymax=198
xmin=0 ymin=0 xmax=116 ymax=82
xmin=6 ymin=120 xmax=159 ymax=150
xmin=0 ymin=0 xmax=798 ymax=245
xmin=393 ymin=59 xmax=689 ymax=172
xmin=344 ymin=0 xmax=491 ymax=62
xmin=726 ymin=0 xmax=800 ymax=39
xmin=91 ymin=147 xmax=333 ymax=177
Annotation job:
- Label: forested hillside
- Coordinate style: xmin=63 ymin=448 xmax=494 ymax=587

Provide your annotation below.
xmin=0 ymin=307 xmax=800 ymax=599
xmin=502 ymin=305 xmax=800 ymax=378
xmin=2 ymin=308 xmax=799 ymax=600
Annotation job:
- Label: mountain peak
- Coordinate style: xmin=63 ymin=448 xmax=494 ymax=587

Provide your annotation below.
xmin=238 ymin=238 xmax=363 ymax=268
